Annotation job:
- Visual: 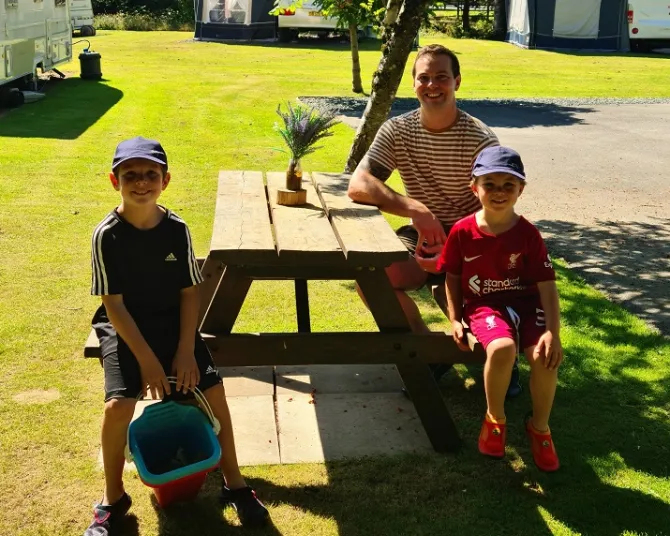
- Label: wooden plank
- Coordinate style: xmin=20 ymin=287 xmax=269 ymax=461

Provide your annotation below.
xmin=85 ymin=329 xmax=100 ymax=357
xmin=203 ymin=332 xmax=486 ymax=367
xmin=209 ymin=170 xmax=277 ymax=265
xmin=266 ymin=172 xmax=346 ymax=266
xmin=200 ymin=265 xmax=252 ymax=334
xmin=312 ymin=172 xmax=409 ymax=267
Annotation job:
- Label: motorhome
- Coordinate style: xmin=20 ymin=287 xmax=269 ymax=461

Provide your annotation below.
xmin=628 ymin=0 xmax=670 ymax=50
xmin=275 ymin=0 xmax=372 ymax=42
xmin=70 ymin=0 xmax=95 ymax=36
xmin=1 ymin=0 xmax=72 ymax=89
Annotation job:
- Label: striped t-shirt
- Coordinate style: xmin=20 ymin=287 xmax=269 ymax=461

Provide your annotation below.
xmin=366 ymin=108 xmax=499 ymax=226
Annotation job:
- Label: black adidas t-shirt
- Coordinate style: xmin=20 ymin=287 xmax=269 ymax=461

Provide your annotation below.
xmin=91 ymin=207 xmax=203 ymax=334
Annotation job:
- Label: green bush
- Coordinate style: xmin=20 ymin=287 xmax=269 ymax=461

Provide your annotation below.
xmin=425 ymin=15 xmax=495 ymax=39
xmin=94 ymin=11 xmax=194 ymax=31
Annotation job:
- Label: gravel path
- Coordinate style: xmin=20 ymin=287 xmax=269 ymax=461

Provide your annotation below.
xmin=300 ymin=97 xmax=670 ymax=336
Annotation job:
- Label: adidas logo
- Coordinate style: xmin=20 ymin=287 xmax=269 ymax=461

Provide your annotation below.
xmin=165 ymin=253 xmax=177 ymax=262
xmin=206 ymin=365 xmax=217 ymax=375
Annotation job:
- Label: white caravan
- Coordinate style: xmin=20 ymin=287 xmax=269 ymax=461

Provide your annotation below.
xmin=1 ymin=0 xmax=72 ymax=88
xmin=628 ymin=1 xmax=670 ymax=50
xmin=70 ymin=0 xmax=95 ymax=36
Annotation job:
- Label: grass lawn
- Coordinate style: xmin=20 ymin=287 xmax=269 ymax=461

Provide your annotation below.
xmin=0 ymin=31 xmax=669 ymax=535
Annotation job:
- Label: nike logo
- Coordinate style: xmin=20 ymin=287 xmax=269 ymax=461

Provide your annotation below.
xmin=464 ymin=255 xmax=482 ymax=262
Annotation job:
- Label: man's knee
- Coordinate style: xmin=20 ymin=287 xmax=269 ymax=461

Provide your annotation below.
xmin=386 ymin=260 xmax=428 ymax=290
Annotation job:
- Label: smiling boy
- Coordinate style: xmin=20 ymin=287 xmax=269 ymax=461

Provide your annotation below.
xmin=86 ymin=137 xmax=269 ymax=535
xmin=437 ymin=146 xmax=563 ymax=472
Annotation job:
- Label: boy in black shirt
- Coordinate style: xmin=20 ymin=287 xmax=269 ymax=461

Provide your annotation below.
xmin=86 ymin=137 xmax=269 ymax=535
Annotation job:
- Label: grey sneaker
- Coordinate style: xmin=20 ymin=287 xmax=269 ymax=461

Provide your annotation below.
xmin=221 ymin=486 xmax=269 ymax=528
xmin=84 ymin=492 xmax=132 ymax=536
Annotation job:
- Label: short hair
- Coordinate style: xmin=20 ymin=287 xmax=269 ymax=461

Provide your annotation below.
xmin=412 ymin=44 xmax=460 ymax=79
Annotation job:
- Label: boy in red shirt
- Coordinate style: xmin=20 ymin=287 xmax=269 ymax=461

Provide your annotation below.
xmin=436 ymin=146 xmax=562 ymax=471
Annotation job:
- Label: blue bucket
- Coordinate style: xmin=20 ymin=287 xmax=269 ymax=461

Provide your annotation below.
xmin=128 ymin=400 xmax=221 ymax=487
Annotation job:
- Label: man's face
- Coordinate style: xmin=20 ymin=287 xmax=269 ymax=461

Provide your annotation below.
xmin=413 ymin=54 xmax=461 ymax=110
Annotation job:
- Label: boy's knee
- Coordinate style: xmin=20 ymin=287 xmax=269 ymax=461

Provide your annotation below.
xmin=487 ymin=338 xmax=517 ymax=362
xmin=103 ymin=397 xmax=136 ymax=424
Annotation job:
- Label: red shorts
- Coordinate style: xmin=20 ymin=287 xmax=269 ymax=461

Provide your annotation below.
xmin=465 ymin=296 xmax=546 ymax=351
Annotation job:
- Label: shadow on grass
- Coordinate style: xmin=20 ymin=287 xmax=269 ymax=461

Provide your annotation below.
xmin=150 ymin=263 xmax=669 ymax=535
xmin=0 ymin=78 xmax=122 ymax=140
xmin=535 ymin=218 xmax=670 ymax=337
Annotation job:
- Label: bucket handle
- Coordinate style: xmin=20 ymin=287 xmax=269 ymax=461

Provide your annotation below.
xmin=124 ymin=377 xmax=221 ymax=463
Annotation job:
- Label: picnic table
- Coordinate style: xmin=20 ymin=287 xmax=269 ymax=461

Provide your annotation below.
xmin=195 ymin=170 xmax=486 ymax=453
xmin=85 ymin=170 xmax=486 ymax=452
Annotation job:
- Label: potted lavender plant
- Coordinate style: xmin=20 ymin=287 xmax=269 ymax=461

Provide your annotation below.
xmin=275 ymin=102 xmax=340 ymax=194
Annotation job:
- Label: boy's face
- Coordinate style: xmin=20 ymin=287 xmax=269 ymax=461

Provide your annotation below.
xmin=472 ymin=172 xmax=524 ymax=212
xmin=110 ymin=159 xmax=170 ymax=207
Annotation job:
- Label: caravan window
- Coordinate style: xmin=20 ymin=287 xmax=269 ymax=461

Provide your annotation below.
xmin=55 ymin=0 xmax=66 ymax=5
xmin=5 ymin=0 xmax=18 ymax=8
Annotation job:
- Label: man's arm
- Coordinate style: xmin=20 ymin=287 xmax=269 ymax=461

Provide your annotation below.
xmin=348 ymin=156 xmax=426 ymax=218
xmin=348 ymin=156 xmax=446 ymax=247
xmin=101 ymin=294 xmax=171 ymax=398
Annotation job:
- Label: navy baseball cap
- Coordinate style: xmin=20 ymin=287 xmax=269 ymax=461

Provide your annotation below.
xmin=112 ymin=136 xmax=168 ymax=171
xmin=472 ymin=146 xmax=525 ymax=181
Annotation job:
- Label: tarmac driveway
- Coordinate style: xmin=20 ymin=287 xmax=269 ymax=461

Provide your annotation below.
xmin=306 ymin=97 xmax=670 ymax=336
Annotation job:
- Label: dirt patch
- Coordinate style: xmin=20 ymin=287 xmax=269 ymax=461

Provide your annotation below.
xmin=13 ymin=389 xmax=61 ymax=405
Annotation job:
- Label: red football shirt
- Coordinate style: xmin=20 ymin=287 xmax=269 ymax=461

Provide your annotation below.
xmin=436 ymin=214 xmax=555 ymax=305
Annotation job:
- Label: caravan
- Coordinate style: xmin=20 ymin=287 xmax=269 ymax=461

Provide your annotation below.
xmin=628 ymin=1 xmax=670 ymax=51
xmin=1 ymin=0 xmax=72 ymax=89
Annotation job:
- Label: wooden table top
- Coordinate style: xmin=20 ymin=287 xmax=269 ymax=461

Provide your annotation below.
xmin=209 ymin=170 xmax=410 ymax=268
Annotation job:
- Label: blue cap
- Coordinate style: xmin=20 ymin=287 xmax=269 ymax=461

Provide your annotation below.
xmin=472 ymin=146 xmax=525 ymax=181
xmin=112 ymin=136 xmax=168 ymax=171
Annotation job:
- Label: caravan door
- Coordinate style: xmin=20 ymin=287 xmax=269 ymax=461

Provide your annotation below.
xmin=628 ymin=1 xmax=670 ymax=48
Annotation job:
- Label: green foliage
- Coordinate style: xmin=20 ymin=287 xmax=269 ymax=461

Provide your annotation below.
xmin=95 ymin=12 xmax=194 ymax=31
xmin=427 ymin=15 xmax=495 ymax=39
xmin=274 ymin=102 xmax=340 ymax=160
xmin=92 ymin=0 xmax=194 ymax=29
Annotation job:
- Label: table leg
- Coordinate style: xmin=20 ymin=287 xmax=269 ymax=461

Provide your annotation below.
xmin=198 ymin=256 xmax=225 ymax=326
xmin=295 ymin=279 xmax=311 ymax=332
xmin=356 ymin=269 xmax=462 ymax=452
xmin=200 ymin=265 xmax=252 ymax=334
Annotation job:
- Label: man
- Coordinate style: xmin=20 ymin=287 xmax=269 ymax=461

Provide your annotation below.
xmin=347 ymin=44 xmax=521 ymax=395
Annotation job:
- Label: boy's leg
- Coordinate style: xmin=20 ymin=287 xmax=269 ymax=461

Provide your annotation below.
xmin=194 ymin=337 xmax=269 ymax=527
xmin=523 ymin=343 xmax=558 ymax=432
xmin=100 ymin=397 xmax=136 ymax=504
xmin=483 ymin=338 xmax=517 ymax=421
xmin=201 ymin=383 xmax=245 ymax=489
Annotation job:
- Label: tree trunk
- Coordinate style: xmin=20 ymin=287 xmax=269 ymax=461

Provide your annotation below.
xmin=345 ymin=0 xmax=430 ymax=172
xmin=462 ymin=0 xmax=470 ymax=31
xmin=493 ymin=0 xmax=507 ymax=39
xmin=349 ymin=23 xmax=364 ymax=94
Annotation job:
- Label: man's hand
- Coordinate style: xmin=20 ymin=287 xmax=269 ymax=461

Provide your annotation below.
xmin=414 ymin=242 xmax=442 ymax=274
xmin=533 ymin=331 xmax=563 ymax=370
xmin=172 ymin=347 xmax=200 ymax=394
xmin=139 ymin=356 xmax=171 ymax=399
xmin=413 ymin=207 xmax=447 ymax=247
xmin=451 ymin=320 xmax=471 ymax=352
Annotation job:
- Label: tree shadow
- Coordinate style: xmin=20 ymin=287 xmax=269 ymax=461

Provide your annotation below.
xmin=535 ymin=218 xmax=670 ymax=337
xmin=0 ymin=77 xmax=123 ymax=139
xmin=300 ymin=96 xmax=597 ymax=129
xmin=194 ymin=36 xmax=383 ymax=53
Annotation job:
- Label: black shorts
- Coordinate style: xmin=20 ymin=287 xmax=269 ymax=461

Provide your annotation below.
xmin=396 ymin=224 xmax=449 ymax=288
xmin=93 ymin=321 xmax=222 ymax=402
